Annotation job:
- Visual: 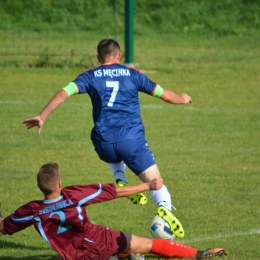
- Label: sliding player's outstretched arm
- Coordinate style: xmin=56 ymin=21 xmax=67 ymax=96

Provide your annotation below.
xmin=116 ymin=178 xmax=163 ymax=198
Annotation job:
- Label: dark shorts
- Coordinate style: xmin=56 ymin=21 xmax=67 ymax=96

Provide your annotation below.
xmin=77 ymin=229 xmax=127 ymax=260
xmin=93 ymin=138 xmax=156 ymax=175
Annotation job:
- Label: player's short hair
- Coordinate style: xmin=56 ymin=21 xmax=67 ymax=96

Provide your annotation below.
xmin=97 ymin=39 xmax=120 ymax=62
xmin=37 ymin=163 xmax=60 ymax=195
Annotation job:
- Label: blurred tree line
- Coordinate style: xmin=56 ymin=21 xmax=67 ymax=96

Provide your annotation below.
xmin=0 ymin=0 xmax=259 ymax=36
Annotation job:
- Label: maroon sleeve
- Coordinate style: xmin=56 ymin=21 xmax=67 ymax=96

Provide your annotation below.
xmin=62 ymin=183 xmax=117 ymax=206
xmin=87 ymin=183 xmax=117 ymax=204
xmin=3 ymin=202 xmax=38 ymax=235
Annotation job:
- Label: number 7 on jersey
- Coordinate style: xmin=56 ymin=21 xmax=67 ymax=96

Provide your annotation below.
xmin=106 ymin=81 xmax=119 ymax=107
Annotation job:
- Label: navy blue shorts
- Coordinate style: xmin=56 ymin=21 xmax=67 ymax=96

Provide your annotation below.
xmin=92 ymin=138 xmax=156 ymax=175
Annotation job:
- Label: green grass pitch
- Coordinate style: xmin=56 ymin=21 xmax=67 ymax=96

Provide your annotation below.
xmin=0 ymin=34 xmax=259 ymax=259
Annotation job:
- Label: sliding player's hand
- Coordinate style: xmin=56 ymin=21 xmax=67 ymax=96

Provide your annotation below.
xmin=150 ymin=178 xmax=163 ymax=190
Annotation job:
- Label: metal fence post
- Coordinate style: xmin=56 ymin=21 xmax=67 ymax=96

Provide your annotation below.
xmin=125 ymin=0 xmax=134 ymax=66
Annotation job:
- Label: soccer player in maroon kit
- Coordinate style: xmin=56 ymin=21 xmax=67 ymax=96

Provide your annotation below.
xmin=0 ymin=163 xmax=226 ymax=259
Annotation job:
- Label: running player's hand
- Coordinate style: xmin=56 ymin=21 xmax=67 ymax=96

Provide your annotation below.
xmin=180 ymin=93 xmax=192 ymax=104
xmin=22 ymin=116 xmax=44 ymax=135
xmin=150 ymin=178 xmax=164 ymax=190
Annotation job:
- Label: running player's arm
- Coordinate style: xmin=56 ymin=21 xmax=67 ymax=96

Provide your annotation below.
xmin=38 ymin=82 xmax=79 ymax=121
xmin=116 ymin=178 xmax=163 ymax=198
xmin=135 ymin=69 xmax=192 ymax=104
xmin=153 ymin=85 xmax=192 ymax=104
xmin=22 ymin=82 xmax=79 ymax=135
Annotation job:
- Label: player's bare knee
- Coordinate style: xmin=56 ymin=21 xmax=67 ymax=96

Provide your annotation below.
xmin=138 ymin=164 xmax=161 ymax=182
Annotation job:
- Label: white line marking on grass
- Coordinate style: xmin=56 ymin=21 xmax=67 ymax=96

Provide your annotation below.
xmin=0 ymin=100 xmax=36 ymax=105
xmin=182 ymin=228 xmax=260 ymax=243
xmin=0 ymin=100 xmax=88 ymax=107
xmin=0 ymin=100 xmax=259 ymax=114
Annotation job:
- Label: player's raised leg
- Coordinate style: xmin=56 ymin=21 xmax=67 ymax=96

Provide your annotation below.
xmin=94 ymin=140 xmax=147 ymax=206
xmin=138 ymin=165 xmax=184 ymax=238
xmin=109 ymin=162 xmax=147 ymax=205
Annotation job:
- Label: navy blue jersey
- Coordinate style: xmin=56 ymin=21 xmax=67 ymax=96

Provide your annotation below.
xmin=73 ymin=63 xmax=157 ymax=142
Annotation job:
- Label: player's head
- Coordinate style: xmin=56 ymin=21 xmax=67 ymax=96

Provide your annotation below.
xmin=37 ymin=163 xmax=61 ymax=195
xmin=97 ymin=39 xmax=121 ymax=63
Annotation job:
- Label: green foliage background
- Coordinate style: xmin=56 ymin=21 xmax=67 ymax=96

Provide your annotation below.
xmin=0 ymin=0 xmax=259 ymax=36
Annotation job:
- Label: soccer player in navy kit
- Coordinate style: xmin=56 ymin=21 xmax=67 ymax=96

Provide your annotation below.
xmin=0 ymin=163 xmax=226 ymax=259
xmin=22 ymin=39 xmax=192 ymax=239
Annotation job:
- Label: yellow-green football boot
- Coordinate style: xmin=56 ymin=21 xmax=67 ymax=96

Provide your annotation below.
xmin=157 ymin=206 xmax=184 ymax=238
xmin=117 ymin=181 xmax=147 ymax=205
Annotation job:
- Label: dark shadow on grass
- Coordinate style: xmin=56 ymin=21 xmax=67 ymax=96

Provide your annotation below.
xmin=0 ymin=239 xmax=60 ymax=259
xmin=145 ymin=255 xmax=167 ymax=259
xmin=0 ymin=256 xmax=60 ymax=260
xmin=0 ymin=239 xmax=44 ymax=251
xmin=0 ymin=241 xmax=165 ymax=259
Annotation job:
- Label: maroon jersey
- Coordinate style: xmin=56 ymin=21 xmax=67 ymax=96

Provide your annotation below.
xmin=4 ymin=183 xmax=127 ymax=259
